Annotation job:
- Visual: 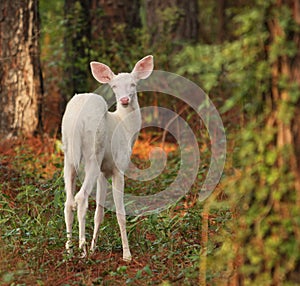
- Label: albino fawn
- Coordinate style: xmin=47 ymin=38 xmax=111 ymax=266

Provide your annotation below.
xmin=62 ymin=55 xmax=154 ymax=261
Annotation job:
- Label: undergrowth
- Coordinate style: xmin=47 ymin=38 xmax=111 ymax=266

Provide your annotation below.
xmin=0 ymin=137 xmax=225 ymax=285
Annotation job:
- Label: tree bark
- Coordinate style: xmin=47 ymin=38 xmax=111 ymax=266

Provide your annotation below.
xmin=290 ymin=0 xmax=300 ymax=196
xmin=263 ymin=1 xmax=300 ymax=282
xmin=268 ymin=0 xmax=300 ymax=196
xmin=0 ymin=0 xmax=43 ymax=138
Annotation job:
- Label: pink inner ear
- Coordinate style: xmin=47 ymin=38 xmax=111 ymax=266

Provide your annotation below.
xmin=102 ymin=75 xmax=112 ymax=82
xmin=91 ymin=62 xmax=114 ymax=83
xmin=139 ymin=58 xmax=152 ymax=69
xmin=133 ymin=56 xmax=153 ymax=80
xmin=138 ymin=62 xmax=147 ymax=70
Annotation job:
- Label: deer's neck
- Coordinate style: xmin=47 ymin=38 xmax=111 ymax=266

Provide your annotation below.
xmin=114 ymin=99 xmax=142 ymax=136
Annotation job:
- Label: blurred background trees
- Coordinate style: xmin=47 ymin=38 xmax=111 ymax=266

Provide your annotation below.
xmin=0 ymin=0 xmax=300 ymax=284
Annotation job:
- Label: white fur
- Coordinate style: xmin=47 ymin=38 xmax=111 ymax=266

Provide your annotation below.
xmin=62 ymin=55 xmax=154 ymax=261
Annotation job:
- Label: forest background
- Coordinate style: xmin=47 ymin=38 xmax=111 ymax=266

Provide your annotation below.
xmin=0 ymin=0 xmax=300 ymax=285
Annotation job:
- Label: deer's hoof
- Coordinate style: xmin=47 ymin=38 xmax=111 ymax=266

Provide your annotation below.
xmin=123 ymin=255 xmax=132 ymax=262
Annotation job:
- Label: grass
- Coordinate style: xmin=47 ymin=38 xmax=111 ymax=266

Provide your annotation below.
xmin=0 ymin=136 xmax=228 ymax=285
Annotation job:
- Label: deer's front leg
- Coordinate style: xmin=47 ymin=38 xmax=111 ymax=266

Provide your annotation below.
xmin=112 ymin=170 xmax=131 ymax=261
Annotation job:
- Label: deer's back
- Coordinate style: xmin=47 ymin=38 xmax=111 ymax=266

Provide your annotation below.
xmin=62 ymin=93 xmax=108 ymax=165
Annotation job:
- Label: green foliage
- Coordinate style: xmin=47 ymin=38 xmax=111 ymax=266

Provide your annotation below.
xmin=0 ymin=169 xmax=65 ymax=283
xmin=179 ymin=1 xmax=300 ymax=284
xmin=206 ymin=120 xmax=300 ymax=285
xmin=39 ymin=0 xmax=65 ymax=87
xmin=11 ymin=0 xmax=300 ymax=284
xmin=174 ymin=7 xmax=271 ymax=115
xmin=156 ymin=5 xmax=184 ymax=40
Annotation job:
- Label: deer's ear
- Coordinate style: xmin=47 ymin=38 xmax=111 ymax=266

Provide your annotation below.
xmin=90 ymin=62 xmax=115 ymax=83
xmin=132 ymin=55 xmax=154 ymax=81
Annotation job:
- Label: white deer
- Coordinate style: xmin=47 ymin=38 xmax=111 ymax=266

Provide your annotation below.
xmin=62 ymin=55 xmax=154 ymax=261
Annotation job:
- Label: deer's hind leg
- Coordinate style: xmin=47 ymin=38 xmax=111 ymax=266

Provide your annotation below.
xmin=75 ymin=158 xmax=99 ymax=257
xmin=64 ymin=160 xmax=77 ymax=253
xmin=91 ymin=172 xmax=107 ymax=252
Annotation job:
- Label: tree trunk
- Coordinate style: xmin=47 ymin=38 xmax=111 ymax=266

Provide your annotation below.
xmin=290 ymin=0 xmax=300 ymax=197
xmin=268 ymin=0 xmax=300 ymax=198
xmin=0 ymin=0 xmax=43 ymax=138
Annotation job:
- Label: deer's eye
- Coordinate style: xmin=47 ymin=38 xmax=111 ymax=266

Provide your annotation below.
xmin=111 ymin=85 xmax=117 ymax=90
xmin=130 ymin=83 xmax=136 ymax=88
